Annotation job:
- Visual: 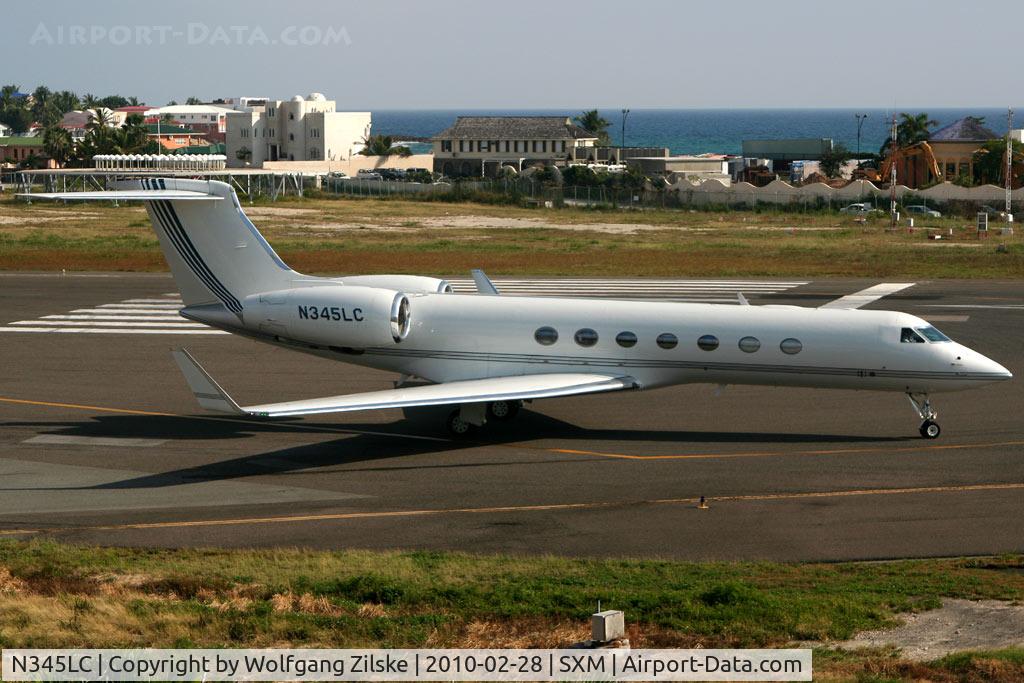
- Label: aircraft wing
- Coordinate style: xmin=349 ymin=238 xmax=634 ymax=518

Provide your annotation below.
xmin=19 ymin=190 xmax=222 ymax=201
xmin=172 ymin=349 xmax=637 ymax=418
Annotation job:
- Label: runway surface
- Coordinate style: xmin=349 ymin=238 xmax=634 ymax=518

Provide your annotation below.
xmin=0 ymin=273 xmax=1021 ymax=561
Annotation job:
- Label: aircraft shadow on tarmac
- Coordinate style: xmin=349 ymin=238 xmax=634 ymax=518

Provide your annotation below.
xmin=3 ymin=407 xmax=911 ymax=491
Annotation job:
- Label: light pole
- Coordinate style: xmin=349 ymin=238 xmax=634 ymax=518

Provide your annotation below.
xmin=620 ymin=108 xmax=630 ymax=150
xmin=855 ymin=113 xmax=868 ymax=156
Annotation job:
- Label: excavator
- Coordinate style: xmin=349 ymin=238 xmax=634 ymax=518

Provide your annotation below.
xmin=878 ymin=140 xmax=941 ymax=186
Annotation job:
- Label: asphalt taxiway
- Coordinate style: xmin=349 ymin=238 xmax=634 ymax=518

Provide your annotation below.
xmin=0 ymin=273 xmax=1021 ymax=561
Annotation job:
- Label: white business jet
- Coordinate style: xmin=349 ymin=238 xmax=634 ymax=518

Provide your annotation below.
xmin=24 ymin=178 xmax=1011 ymax=438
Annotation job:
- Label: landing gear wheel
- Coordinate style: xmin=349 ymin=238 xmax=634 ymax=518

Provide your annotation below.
xmin=919 ymin=420 xmax=941 ymax=439
xmin=446 ymin=409 xmax=475 ymax=437
xmin=487 ymin=400 xmax=520 ymax=421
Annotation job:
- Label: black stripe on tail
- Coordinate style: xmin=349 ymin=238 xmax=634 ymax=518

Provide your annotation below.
xmin=149 ymin=199 xmax=243 ymax=313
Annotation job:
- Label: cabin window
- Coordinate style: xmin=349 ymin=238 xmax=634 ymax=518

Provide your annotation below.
xmin=535 ymin=326 xmax=558 ymax=345
xmin=697 ymin=334 xmax=719 ymax=351
xmin=656 ymin=333 xmax=678 ymax=349
xmin=738 ymin=336 xmax=761 ymax=353
xmin=917 ymin=326 xmax=951 ymax=342
xmin=780 ymin=338 xmax=803 ymax=354
xmin=900 ymin=328 xmax=926 ymax=343
xmin=616 ymin=331 xmax=637 ymax=348
xmin=574 ymin=328 xmax=598 ymax=347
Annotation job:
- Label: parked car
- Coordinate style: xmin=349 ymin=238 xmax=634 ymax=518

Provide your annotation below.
xmin=980 ymin=205 xmax=1010 ymax=220
xmin=905 ymin=205 xmax=942 ymax=218
xmin=356 ymin=170 xmax=383 ymax=181
xmin=325 ymin=171 xmax=347 ymax=179
xmin=839 ymin=202 xmax=879 ymax=215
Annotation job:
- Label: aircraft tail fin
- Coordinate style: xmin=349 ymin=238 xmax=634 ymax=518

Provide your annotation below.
xmin=22 ymin=178 xmax=298 ymax=313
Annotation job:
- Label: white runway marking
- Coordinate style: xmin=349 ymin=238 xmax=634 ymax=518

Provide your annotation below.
xmin=819 ymin=282 xmax=917 ymax=310
xmin=24 ymin=434 xmax=167 ymax=448
xmin=10 ymin=320 xmax=207 ymax=328
xmin=0 ymin=294 xmax=227 ymax=335
xmin=0 ymin=327 xmax=226 ymax=334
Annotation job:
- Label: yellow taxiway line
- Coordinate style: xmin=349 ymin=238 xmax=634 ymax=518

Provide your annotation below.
xmin=1 ymin=481 xmax=1022 ymax=537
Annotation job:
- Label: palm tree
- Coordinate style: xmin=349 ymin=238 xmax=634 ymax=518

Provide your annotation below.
xmin=51 ymin=90 xmax=81 ymax=116
xmin=880 ymin=112 xmax=938 ymax=156
xmin=43 ymin=125 xmax=74 ymax=166
xmin=81 ymin=93 xmax=101 ymax=109
xmin=86 ymin=108 xmax=114 ymax=131
xmin=30 ymin=85 xmax=52 ymax=121
xmin=0 ymin=84 xmax=21 ymax=111
xmin=358 ymin=134 xmax=411 ymax=157
xmin=574 ymin=109 xmax=611 ymax=144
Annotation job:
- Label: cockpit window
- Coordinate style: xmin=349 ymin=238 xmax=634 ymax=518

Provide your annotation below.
xmin=900 ymin=328 xmax=926 ymax=343
xmin=916 ymin=326 xmax=951 ymax=342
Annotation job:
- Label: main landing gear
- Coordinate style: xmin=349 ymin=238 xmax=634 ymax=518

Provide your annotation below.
xmin=446 ymin=401 xmax=523 ymax=436
xmin=907 ymin=392 xmax=940 ymax=439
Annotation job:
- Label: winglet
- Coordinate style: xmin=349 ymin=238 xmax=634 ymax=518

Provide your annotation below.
xmin=171 ymin=348 xmax=243 ymax=414
xmin=471 ymin=269 xmax=500 ymax=295
xmin=737 ymin=292 xmax=749 ymax=306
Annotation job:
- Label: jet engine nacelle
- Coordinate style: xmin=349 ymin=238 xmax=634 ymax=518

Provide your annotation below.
xmin=243 ymin=285 xmax=411 ymax=347
xmin=337 ymin=274 xmax=453 ymax=294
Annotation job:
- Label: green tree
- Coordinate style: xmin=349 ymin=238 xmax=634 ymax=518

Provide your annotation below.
xmin=236 ymin=146 xmax=252 ymax=164
xmin=99 ymin=95 xmax=130 ymax=109
xmin=562 ymin=165 xmax=603 ymax=186
xmin=0 ymin=84 xmax=33 ymax=133
xmin=358 ymin=134 xmax=411 ymax=157
xmin=574 ymin=109 xmax=611 ymax=144
xmin=81 ymin=93 xmax=101 ymax=109
xmin=972 ymin=138 xmax=1024 ymax=186
xmin=119 ymin=114 xmax=149 ymax=151
xmin=50 ymin=90 xmax=81 ymax=115
xmin=185 ymin=96 xmax=202 ymax=105
xmin=819 ymin=143 xmax=851 ymax=178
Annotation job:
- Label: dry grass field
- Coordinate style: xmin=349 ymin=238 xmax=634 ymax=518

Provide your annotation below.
xmin=1 ymin=195 xmax=1021 ymax=278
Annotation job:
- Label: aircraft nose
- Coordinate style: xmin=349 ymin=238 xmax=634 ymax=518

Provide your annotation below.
xmin=970 ymin=352 xmax=1012 ymax=381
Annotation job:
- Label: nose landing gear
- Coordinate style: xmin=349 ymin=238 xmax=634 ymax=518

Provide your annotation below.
xmin=907 ymin=393 xmax=940 ymax=439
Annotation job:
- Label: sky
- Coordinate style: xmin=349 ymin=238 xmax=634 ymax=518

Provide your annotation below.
xmin=3 ymin=0 xmax=1022 ymax=109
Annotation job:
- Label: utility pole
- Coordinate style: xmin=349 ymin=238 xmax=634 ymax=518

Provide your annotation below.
xmin=890 ymin=114 xmax=898 ymax=228
xmin=1006 ymin=107 xmax=1014 ymax=234
xmin=620 ymin=109 xmax=630 ymax=150
xmin=855 ymin=113 xmax=868 ymax=156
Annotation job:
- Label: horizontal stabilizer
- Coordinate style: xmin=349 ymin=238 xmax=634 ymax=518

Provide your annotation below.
xmin=171 ymin=349 xmax=243 ymax=413
xmin=18 ymin=190 xmax=222 ymax=202
xmin=173 ymin=348 xmax=636 ymax=418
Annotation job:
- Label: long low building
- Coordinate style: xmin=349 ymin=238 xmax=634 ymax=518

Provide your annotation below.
xmin=431 ymin=116 xmax=599 ymax=176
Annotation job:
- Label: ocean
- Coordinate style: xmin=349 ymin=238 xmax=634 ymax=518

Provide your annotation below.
xmin=373 ymin=108 xmax=1018 ymax=157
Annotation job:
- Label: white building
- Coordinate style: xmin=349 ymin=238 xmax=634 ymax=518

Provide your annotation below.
xmin=144 ymin=104 xmax=234 ymax=135
xmin=225 ymin=93 xmax=370 ymax=167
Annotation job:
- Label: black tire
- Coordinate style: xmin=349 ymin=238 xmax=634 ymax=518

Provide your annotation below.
xmin=446 ymin=409 xmax=475 ymax=437
xmin=487 ymin=400 xmax=520 ymax=421
xmin=919 ymin=420 xmax=941 ymax=439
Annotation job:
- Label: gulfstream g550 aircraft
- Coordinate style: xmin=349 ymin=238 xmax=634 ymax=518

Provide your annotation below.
xmin=25 ymin=178 xmax=1011 ymax=438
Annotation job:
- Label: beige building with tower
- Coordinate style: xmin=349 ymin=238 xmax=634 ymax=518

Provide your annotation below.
xmin=225 ymin=93 xmax=371 ymax=168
